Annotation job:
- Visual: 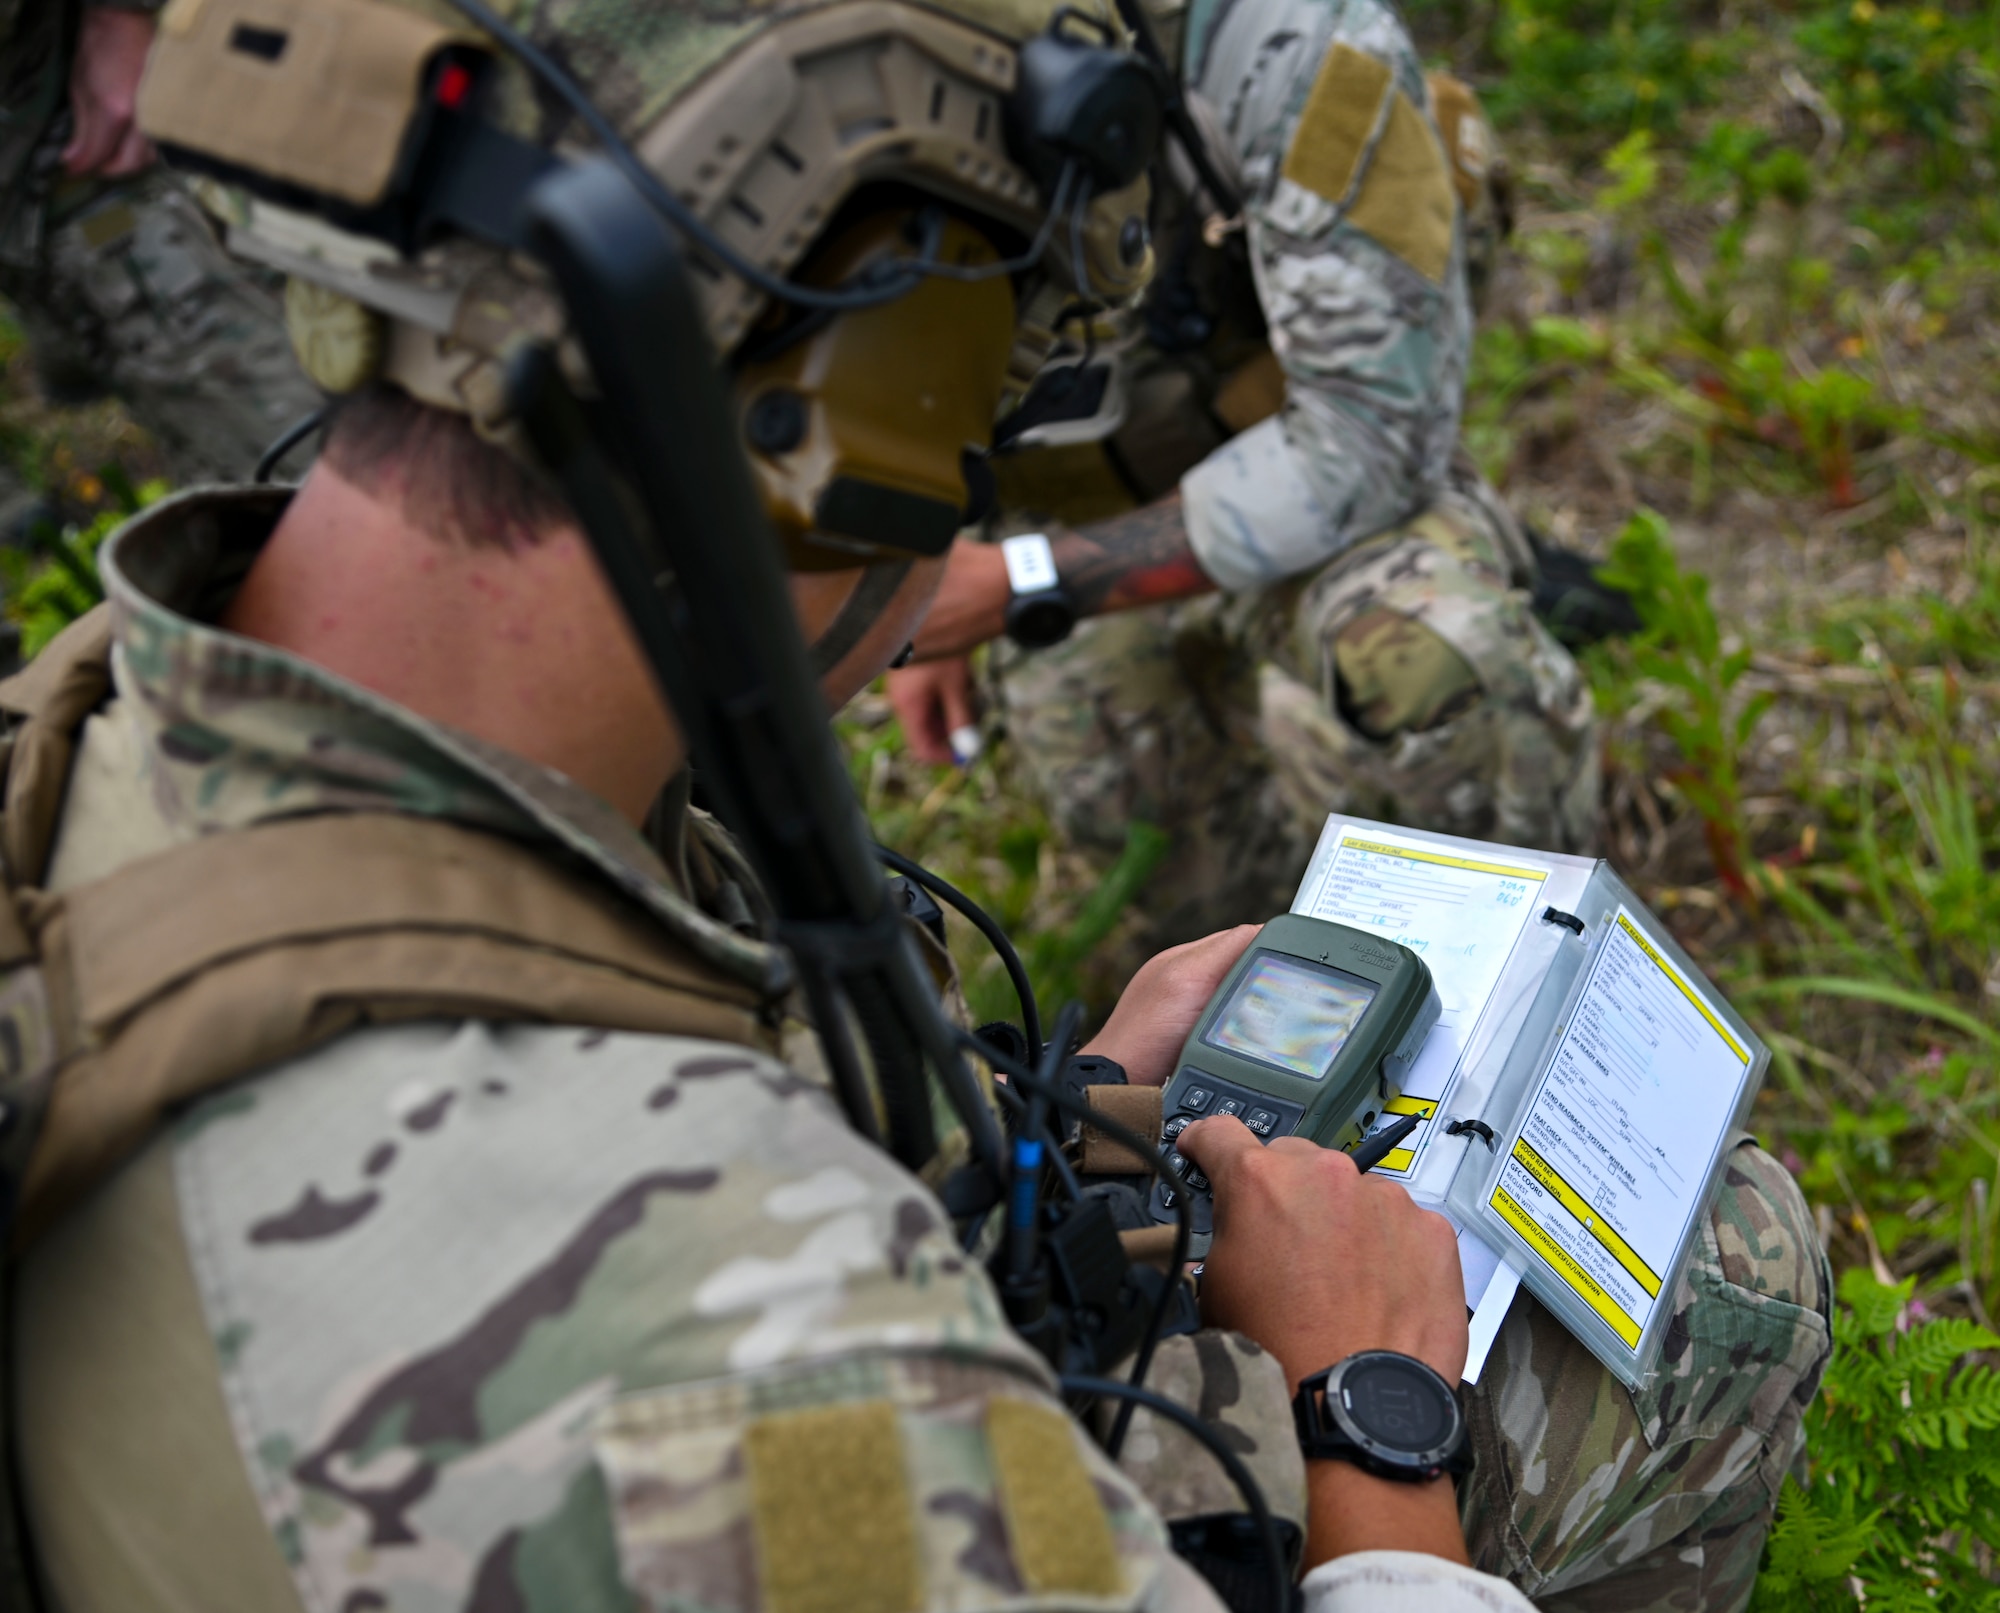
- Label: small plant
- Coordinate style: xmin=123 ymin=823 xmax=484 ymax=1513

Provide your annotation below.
xmin=1591 ymin=508 xmax=1771 ymax=900
xmin=1751 ymin=1269 xmax=2000 ymax=1611
xmin=1481 ymin=0 xmax=1732 ymax=134
xmin=1 ymin=475 xmax=168 ymax=659
xmin=1796 ymin=0 xmax=1980 ymax=177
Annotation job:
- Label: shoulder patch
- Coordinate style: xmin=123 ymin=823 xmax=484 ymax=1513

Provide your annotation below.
xmin=593 ymin=1351 xmax=1159 ymax=1610
xmin=1280 ymin=43 xmax=1393 ymax=208
xmin=747 ymin=1401 xmax=921 ymax=1613
xmin=1345 ymin=88 xmax=1457 ymax=283
xmin=987 ymin=1397 xmax=1122 ymax=1596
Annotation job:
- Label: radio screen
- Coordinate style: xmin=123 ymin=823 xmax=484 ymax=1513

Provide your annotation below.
xmin=1203 ymin=953 xmax=1379 ymax=1080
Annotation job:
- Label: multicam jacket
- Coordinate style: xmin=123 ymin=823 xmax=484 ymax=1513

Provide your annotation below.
xmin=989 ymin=0 xmax=1478 ymax=592
xmin=9 ymin=488 xmax=1539 ymax=1613
xmin=1175 ymin=0 xmax=1474 ymax=592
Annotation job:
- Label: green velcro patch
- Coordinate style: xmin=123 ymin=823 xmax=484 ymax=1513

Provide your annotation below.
xmin=1280 ymin=44 xmax=1392 ymax=207
xmin=987 ymin=1396 xmax=1123 ymax=1597
xmin=1345 ymin=89 xmax=1457 ymax=284
xmin=744 ymin=1400 xmax=922 ymax=1613
xmin=78 ymin=203 xmax=139 ymax=252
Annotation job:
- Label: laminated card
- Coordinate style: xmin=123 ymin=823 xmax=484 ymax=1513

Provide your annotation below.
xmin=1293 ymin=816 xmax=1768 ymax=1387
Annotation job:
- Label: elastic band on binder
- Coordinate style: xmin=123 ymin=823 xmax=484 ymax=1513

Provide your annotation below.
xmin=1541 ymin=907 xmax=1585 ymax=935
xmin=1445 ymin=1118 xmax=1496 ymax=1149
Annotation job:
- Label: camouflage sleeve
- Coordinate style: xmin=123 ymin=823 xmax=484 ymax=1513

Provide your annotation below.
xmin=154 ymin=1020 xmax=1205 ymax=1612
xmin=1177 ymin=0 xmax=1473 ymax=592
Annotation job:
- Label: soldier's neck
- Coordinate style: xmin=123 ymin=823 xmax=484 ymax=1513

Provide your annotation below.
xmin=221 ymin=462 xmax=684 ymax=827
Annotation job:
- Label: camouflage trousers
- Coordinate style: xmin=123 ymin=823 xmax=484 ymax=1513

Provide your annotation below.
xmin=993 ymin=455 xmax=1601 ymax=946
xmin=1461 ymin=1141 xmax=1832 ymax=1611
xmin=0 ymin=167 xmax=319 ymax=485
xmin=1112 ymin=1142 xmax=1831 ymax=1613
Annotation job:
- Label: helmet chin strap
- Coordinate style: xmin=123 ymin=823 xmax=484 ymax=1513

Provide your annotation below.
xmin=807 ymin=559 xmax=915 ymax=678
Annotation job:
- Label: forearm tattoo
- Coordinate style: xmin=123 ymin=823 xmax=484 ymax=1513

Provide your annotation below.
xmin=1051 ymin=494 xmax=1214 ymax=618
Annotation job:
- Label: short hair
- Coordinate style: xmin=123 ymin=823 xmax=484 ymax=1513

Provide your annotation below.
xmin=320 ymin=384 xmax=570 ymax=551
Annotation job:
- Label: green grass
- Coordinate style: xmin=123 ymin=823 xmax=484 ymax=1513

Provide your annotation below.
xmin=10 ymin=0 xmax=2000 ymax=1592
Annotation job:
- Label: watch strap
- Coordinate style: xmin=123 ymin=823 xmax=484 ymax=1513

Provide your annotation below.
xmin=1001 ymin=532 xmax=1060 ymax=595
xmin=1293 ymin=1353 xmax=1472 ymax=1482
xmin=1000 ymin=531 xmax=1077 ymax=649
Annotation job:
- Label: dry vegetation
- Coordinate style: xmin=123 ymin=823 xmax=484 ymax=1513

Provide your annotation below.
xmin=8 ymin=3 xmax=2000 ymax=1593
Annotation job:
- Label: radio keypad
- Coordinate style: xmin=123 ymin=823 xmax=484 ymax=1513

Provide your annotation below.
xmin=1150 ymin=1070 xmax=1303 ymax=1234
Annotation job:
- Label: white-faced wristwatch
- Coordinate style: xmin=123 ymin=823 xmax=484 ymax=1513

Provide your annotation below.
xmin=1293 ymin=1350 xmax=1473 ymax=1482
xmin=1001 ymin=532 xmax=1077 ymax=649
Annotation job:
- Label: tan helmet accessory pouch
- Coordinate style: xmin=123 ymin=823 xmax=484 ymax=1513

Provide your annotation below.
xmin=140 ymin=0 xmax=468 ymax=207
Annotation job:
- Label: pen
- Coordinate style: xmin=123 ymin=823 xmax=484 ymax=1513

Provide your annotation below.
xmin=1349 ymin=1111 xmax=1422 ymax=1173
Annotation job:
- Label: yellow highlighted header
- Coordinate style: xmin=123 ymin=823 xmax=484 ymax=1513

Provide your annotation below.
xmin=1511 ymin=1138 xmax=1661 ymax=1297
xmin=1490 ymin=1186 xmax=1642 ymax=1347
xmin=1341 ymin=837 xmax=1549 ymax=884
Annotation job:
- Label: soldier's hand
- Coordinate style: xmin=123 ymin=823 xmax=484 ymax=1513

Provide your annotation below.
xmin=1177 ymin=1119 xmax=1467 ymax=1389
xmin=1182 ymin=1117 xmax=1474 ymax=1569
xmin=887 ymin=657 xmax=978 ymax=766
xmin=1079 ymin=925 xmax=1258 ymax=1086
xmin=64 ymin=8 xmax=157 ymax=179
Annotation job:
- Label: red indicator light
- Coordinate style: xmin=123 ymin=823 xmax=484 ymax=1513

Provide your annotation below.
xmin=435 ymin=61 xmax=473 ymax=110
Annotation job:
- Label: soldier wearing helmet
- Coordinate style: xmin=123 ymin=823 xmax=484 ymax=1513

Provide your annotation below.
xmin=0 ymin=4 xmax=1824 ymax=1612
xmin=886 ymin=0 xmax=1596 ymax=950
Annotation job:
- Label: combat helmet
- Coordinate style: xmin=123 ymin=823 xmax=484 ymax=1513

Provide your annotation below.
xmin=136 ymin=0 xmax=1165 ymax=567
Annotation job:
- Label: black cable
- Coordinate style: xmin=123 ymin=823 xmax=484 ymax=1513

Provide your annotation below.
xmin=1059 ymin=1373 xmax=1290 ymax=1613
xmin=439 ymin=0 xmax=1082 ymax=311
xmin=877 ymin=844 xmax=1043 ymax=1057
xmin=1067 ymin=180 xmax=1099 ymax=305
xmin=254 ymin=408 xmax=326 ymax=483
xmin=911 ymin=167 xmax=1083 ymax=284
xmin=963 ymin=1026 xmax=1191 ymax=1461
xmin=1010 ymin=1001 xmax=1082 ymax=1283
xmin=985 ymin=1076 xmax=1084 ymax=1203
xmin=1105 ymin=0 xmax=1244 ymax=222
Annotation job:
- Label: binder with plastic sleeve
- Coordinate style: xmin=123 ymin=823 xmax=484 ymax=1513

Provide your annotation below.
xmin=1292 ymin=816 xmax=1768 ymax=1387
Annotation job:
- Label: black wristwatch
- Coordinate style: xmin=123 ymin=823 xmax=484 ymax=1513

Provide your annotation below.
xmin=1293 ymin=1351 xmax=1472 ymax=1483
xmin=1001 ymin=533 xmax=1077 ymax=649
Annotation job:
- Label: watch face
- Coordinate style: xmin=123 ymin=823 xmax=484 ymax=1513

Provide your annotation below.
xmin=1007 ymin=594 xmax=1075 ymax=649
xmin=1338 ymin=1354 xmax=1456 ymax=1456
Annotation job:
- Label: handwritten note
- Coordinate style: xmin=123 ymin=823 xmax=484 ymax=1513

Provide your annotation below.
xmin=1294 ymin=826 xmax=1550 ymax=1175
xmin=1486 ymin=908 xmax=1750 ymax=1349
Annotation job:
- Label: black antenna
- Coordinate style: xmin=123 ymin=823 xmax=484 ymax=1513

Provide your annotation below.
xmin=511 ymin=157 xmax=1004 ymax=1183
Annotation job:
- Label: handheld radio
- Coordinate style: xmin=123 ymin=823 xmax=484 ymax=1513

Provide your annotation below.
xmin=1150 ymin=914 xmax=1440 ymax=1247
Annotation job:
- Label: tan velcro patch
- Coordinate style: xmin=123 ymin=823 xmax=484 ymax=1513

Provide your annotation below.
xmin=986 ymin=1397 xmax=1123 ymax=1597
xmin=1280 ymin=43 xmax=1393 ymax=207
xmin=1080 ymin=1084 xmax=1163 ymax=1175
xmin=1118 ymin=1224 xmax=1180 ymax=1271
xmin=745 ymin=1400 xmax=922 ymax=1613
xmin=1345 ymin=89 xmax=1457 ymax=284
xmin=139 ymin=0 xmax=466 ymax=206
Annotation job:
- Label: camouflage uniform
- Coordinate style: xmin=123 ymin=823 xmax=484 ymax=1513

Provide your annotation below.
xmin=11 ymin=490 xmax=1825 ymax=1613
xmin=988 ymin=0 xmax=1596 ymax=945
xmin=9 ymin=486 xmax=1519 ymax=1613
xmin=0 ymin=1 xmax=320 ymax=485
